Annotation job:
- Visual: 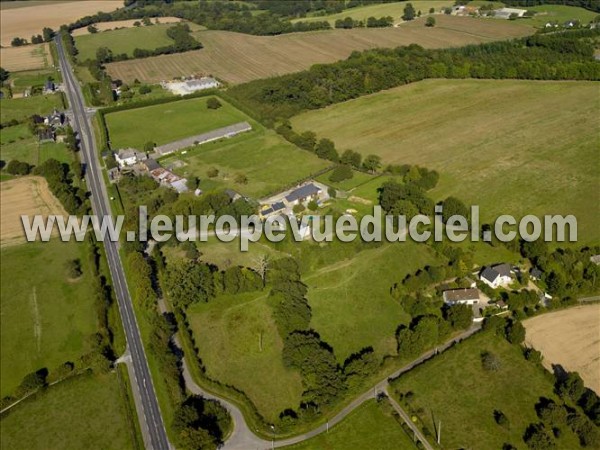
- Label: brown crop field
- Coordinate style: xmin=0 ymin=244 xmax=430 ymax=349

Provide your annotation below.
xmin=106 ymin=15 xmax=532 ymax=84
xmin=0 ymin=43 xmax=50 ymax=72
xmin=0 ymin=176 xmax=66 ymax=247
xmin=71 ymin=17 xmax=184 ymax=36
xmin=525 ymin=305 xmax=600 ymax=394
xmin=0 ymin=0 xmax=123 ymax=46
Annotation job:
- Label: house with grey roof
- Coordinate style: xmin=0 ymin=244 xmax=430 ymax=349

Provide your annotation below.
xmin=115 ymin=148 xmax=147 ymax=167
xmin=480 ymin=263 xmax=513 ymax=289
xmin=443 ymin=288 xmax=480 ymax=305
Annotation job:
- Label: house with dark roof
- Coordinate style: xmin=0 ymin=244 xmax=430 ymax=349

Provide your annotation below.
xmin=480 ymin=264 xmax=513 ymax=289
xmin=225 ymin=189 xmax=242 ymax=202
xmin=443 ymin=288 xmax=480 ymax=305
xmin=530 ymin=267 xmax=543 ymax=281
xmin=285 ymin=183 xmax=322 ymax=206
xmin=44 ymin=80 xmax=55 ymax=93
xmin=45 ymin=109 xmax=66 ymax=128
xmin=141 ymin=158 xmax=161 ymax=172
xmin=260 ymin=201 xmax=286 ymax=219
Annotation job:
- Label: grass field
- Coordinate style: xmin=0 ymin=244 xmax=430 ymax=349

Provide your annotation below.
xmin=188 ymin=291 xmax=305 ymax=422
xmin=1 ymin=124 xmax=72 ymax=167
xmin=523 ymin=4 xmax=598 ymax=28
xmin=0 ymin=1 xmax=122 ymax=46
xmin=71 ymin=17 xmax=183 ymax=36
xmin=292 ymin=79 xmax=600 ymax=244
xmin=292 ymin=0 xmax=452 ymax=24
xmin=75 ymin=24 xmax=179 ymax=62
xmin=0 ymin=93 xmax=64 ymax=123
xmin=105 ymin=97 xmax=249 ymax=150
xmin=0 ymin=43 xmax=50 ymax=72
xmin=9 ymin=68 xmax=62 ymax=94
xmin=0 ymin=373 xmax=136 ymax=450
xmin=304 ymin=242 xmax=439 ymax=362
xmin=283 ymin=399 xmax=416 ymax=450
xmin=163 ymin=129 xmax=330 ymax=198
xmin=390 ymin=330 xmax=582 ymax=449
xmin=0 ymin=239 xmax=99 ymax=396
xmin=106 ymin=15 xmax=532 ymax=85
xmin=524 ymin=304 xmax=600 ymax=394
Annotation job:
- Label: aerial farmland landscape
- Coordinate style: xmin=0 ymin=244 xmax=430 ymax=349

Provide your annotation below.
xmin=0 ymin=1 xmax=599 ymax=450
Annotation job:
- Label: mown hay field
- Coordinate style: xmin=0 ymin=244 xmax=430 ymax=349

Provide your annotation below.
xmin=291 ymin=79 xmax=600 ymax=244
xmin=0 ymin=176 xmax=66 ymax=247
xmin=0 ymin=0 xmax=123 ymax=46
xmin=0 ymin=43 xmax=50 ymax=72
xmin=106 ymin=15 xmax=532 ymax=84
xmin=524 ymin=304 xmax=600 ymax=394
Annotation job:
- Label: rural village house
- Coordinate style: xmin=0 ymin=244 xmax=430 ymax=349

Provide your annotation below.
xmin=115 ymin=148 xmax=147 ymax=167
xmin=442 ymin=288 xmax=481 ymax=305
xmin=480 ymin=263 xmax=513 ymax=289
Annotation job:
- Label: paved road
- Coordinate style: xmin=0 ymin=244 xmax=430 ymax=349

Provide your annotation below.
xmin=54 ymin=36 xmax=170 ymax=450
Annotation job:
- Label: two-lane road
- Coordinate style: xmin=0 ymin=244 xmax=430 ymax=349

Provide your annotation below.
xmin=54 ymin=35 xmax=169 ymax=450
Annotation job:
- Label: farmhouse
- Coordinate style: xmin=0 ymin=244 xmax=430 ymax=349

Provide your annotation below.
xmin=45 ymin=109 xmax=67 ymax=128
xmin=480 ymin=263 xmax=513 ymax=289
xmin=141 ymin=158 xmax=161 ymax=172
xmin=154 ymin=121 xmax=252 ymax=156
xmin=44 ymin=80 xmax=55 ymax=93
xmin=443 ymin=288 xmax=481 ymax=305
xmin=37 ymin=128 xmax=55 ymax=143
xmin=162 ymin=77 xmax=220 ymax=96
xmin=530 ymin=267 xmax=543 ymax=281
xmin=115 ymin=148 xmax=147 ymax=167
xmin=285 ymin=183 xmax=322 ymax=206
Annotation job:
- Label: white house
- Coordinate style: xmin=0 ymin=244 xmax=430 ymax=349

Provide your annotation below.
xmin=115 ymin=148 xmax=146 ymax=167
xmin=480 ymin=263 xmax=512 ymax=289
xmin=162 ymin=77 xmax=220 ymax=96
xmin=494 ymin=7 xmax=527 ymax=19
xmin=443 ymin=288 xmax=480 ymax=306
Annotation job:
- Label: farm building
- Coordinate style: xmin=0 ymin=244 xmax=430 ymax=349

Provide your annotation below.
xmin=154 ymin=121 xmax=252 ymax=156
xmin=284 ymin=183 xmax=322 ymax=206
xmin=162 ymin=77 xmax=220 ymax=96
xmin=259 ymin=201 xmax=286 ymax=219
xmin=37 ymin=128 xmax=55 ymax=143
xmin=480 ymin=263 xmax=513 ymax=289
xmin=443 ymin=288 xmax=481 ymax=305
xmin=45 ymin=109 xmax=67 ymax=128
xmin=141 ymin=158 xmax=161 ymax=172
xmin=149 ymin=167 xmax=188 ymax=193
xmin=493 ymin=7 xmax=527 ymax=19
xmin=115 ymin=148 xmax=147 ymax=167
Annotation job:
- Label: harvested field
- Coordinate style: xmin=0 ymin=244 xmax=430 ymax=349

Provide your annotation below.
xmin=0 ymin=0 xmax=123 ymax=46
xmin=524 ymin=305 xmax=600 ymax=394
xmin=71 ymin=17 xmax=183 ymax=36
xmin=0 ymin=43 xmax=50 ymax=72
xmin=0 ymin=176 xmax=66 ymax=247
xmin=106 ymin=15 xmax=532 ymax=84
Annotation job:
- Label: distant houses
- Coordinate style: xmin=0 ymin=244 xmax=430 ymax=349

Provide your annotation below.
xmin=480 ymin=263 xmax=513 ymax=289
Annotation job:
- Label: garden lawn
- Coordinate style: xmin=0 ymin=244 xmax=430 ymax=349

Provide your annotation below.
xmin=292 ymin=79 xmax=600 ymax=244
xmin=105 ymin=96 xmax=249 ymax=150
xmin=0 ymin=240 xmax=98 ymax=396
xmin=390 ymin=330 xmax=582 ymax=449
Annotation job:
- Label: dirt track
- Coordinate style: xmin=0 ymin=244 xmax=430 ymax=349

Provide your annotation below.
xmin=0 ymin=176 xmax=66 ymax=247
xmin=524 ymin=305 xmax=600 ymax=394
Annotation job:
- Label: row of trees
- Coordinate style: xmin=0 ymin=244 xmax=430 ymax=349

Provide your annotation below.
xmin=229 ymin=29 xmax=600 ymax=120
xmin=334 ymin=15 xmax=394 ymax=28
xmin=10 ymin=27 xmax=54 ymax=47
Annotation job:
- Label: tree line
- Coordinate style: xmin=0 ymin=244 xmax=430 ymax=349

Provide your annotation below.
xmin=228 ymin=29 xmax=600 ymax=121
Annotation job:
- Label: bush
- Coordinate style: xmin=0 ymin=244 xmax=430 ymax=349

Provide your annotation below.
xmin=234 ymin=173 xmax=248 ymax=184
xmin=425 ymin=17 xmax=436 ymax=27
xmin=307 ymin=200 xmax=318 ymax=211
xmin=6 ymin=159 xmax=32 ymax=175
xmin=328 ymin=165 xmax=353 ymax=183
xmin=481 ymin=351 xmax=502 ymax=372
xmin=293 ymin=204 xmax=305 ymax=214
xmin=207 ymin=167 xmax=219 ymax=178
xmin=65 ymin=259 xmax=82 ymax=278
xmin=207 ymin=97 xmax=222 ymax=109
